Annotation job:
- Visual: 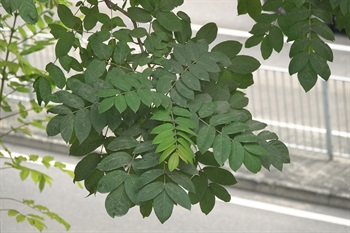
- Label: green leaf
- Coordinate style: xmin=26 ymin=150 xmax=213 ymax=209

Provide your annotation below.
xmin=311 ymin=20 xmax=335 ymax=41
xmin=70 ymin=131 xmax=104 ymax=156
xmin=16 ymin=214 xmax=26 ymax=223
xmin=124 ymin=174 xmax=139 ymax=204
xmin=55 ymin=32 xmax=75 ymax=58
xmin=33 ymin=77 xmax=51 ymax=105
xmin=165 ymin=183 xmax=191 ymax=210
xmin=200 ymin=190 xmax=215 ymax=215
xmin=127 ymin=7 xmax=152 ymax=23
xmin=18 ymin=0 xmax=38 ymax=24
xmin=139 ymin=169 xmax=164 ymax=189
xmin=213 ymin=134 xmax=231 ymax=165
xmin=89 ymin=103 xmax=107 ymax=133
xmin=175 ymin=81 xmax=194 ymax=100
xmin=310 ymin=38 xmax=333 ymax=62
xmin=46 ymin=63 xmax=66 ymax=89
xmin=74 ymin=109 xmax=91 ymax=144
xmin=222 ymin=122 xmax=249 ymax=135
xmin=195 ymin=22 xmax=218 ymax=44
xmin=189 ymin=64 xmax=210 ymax=81
xmin=269 ymin=26 xmax=284 ymax=52
xmin=245 ymin=34 xmax=264 ymax=48
xmin=97 ymin=170 xmax=127 ymax=193
xmin=85 ymin=169 xmax=104 ymax=195
xmin=114 ymin=95 xmax=127 ymax=113
xmin=261 ymin=35 xmax=273 ymax=59
xmin=229 ymin=141 xmax=245 ymax=171
xmin=234 ymin=133 xmax=260 ymax=143
xmin=138 ymin=181 xmax=164 ymax=202
xmin=246 ymin=0 xmax=262 ymax=19
xmin=67 ymin=79 xmax=98 ymax=103
xmin=107 ymin=137 xmax=138 ymax=152
xmin=125 ymin=91 xmax=141 ymax=113
xmin=56 ymin=91 xmax=85 ymax=109
xmin=156 ymin=11 xmax=182 ymax=32
xmin=309 ymin=53 xmax=330 ymax=81
xmin=8 ymin=209 xmax=19 ymax=217
xmin=212 ymin=40 xmax=242 ymax=59
xmin=203 ymin=167 xmax=237 ymax=186
xmin=289 ymin=52 xmax=309 ymax=75
xmin=244 ymin=151 xmax=262 ymax=173
xmin=166 ymin=171 xmax=196 ymax=193
xmin=244 ymin=144 xmax=270 ymax=156
xmin=130 ymin=27 xmax=148 ymax=38
xmin=209 ymin=183 xmax=231 ymax=202
xmin=97 ymin=152 xmax=132 ymax=171
xmin=57 ymin=4 xmax=81 ymax=31
xmin=60 ymin=113 xmax=74 ymax=143
xmin=84 ymin=59 xmax=106 ymax=85
xmin=181 ymin=72 xmax=201 ymax=91
xmin=105 ymin=184 xmax=133 ymax=217
xmin=98 ymin=97 xmax=115 ymax=113
xmin=113 ymin=42 xmax=131 ymax=64
xmin=197 ymin=125 xmax=216 ymax=153
xmin=298 ymin=63 xmax=318 ymax=92
xmin=168 ymin=152 xmax=180 ymax=171
xmin=229 ymin=55 xmax=260 ymax=74
xmin=153 ymin=191 xmax=174 ymax=223
xmin=74 ymin=153 xmax=101 ymax=182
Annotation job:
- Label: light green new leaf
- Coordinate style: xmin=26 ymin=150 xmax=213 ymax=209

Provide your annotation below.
xmin=168 ymin=152 xmax=180 ymax=171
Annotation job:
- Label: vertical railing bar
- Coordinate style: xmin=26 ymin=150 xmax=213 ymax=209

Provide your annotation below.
xmin=258 ymin=70 xmax=265 ymax=119
xmin=315 ymin=82 xmax=323 ymax=156
xmin=282 ymin=73 xmax=290 ymax=142
xmin=342 ymin=81 xmax=350 ymax=155
xmin=290 ymin=74 xmax=299 ymax=148
xmin=322 ymin=80 xmax=333 ymax=160
xmin=298 ymin=77 xmax=307 ymax=150
xmin=273 ymin=70 xmax=282 ymax=138
xmin=306 ymin=85 xmax=315 ymax=149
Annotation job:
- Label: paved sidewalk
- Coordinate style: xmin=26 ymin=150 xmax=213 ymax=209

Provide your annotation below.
xmin=234 ymin=150 xmax=350 ymax=209
xmin=4 ymin=134 xmax=350 ymax=210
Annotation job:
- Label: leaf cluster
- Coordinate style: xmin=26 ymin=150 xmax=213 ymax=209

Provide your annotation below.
xmin=40 ymin=0 xmax=290 ymax=223
xmin=239 ymin=0 xmax=350 ymax=91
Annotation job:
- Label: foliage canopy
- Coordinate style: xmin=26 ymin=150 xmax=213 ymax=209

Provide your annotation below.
xmin=1 ymin=0 xmax=349 ymax=225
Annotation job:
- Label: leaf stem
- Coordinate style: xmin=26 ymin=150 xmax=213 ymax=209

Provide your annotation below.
xmin=0 ymin=13 xmax=19 ymax=112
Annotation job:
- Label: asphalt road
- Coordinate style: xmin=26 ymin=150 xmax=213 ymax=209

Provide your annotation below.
xmin=1 ymin=143 xmax=349 ymax=233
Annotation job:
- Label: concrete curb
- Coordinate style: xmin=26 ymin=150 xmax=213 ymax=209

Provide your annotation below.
xmin=3 ymin=134 xmax=350 ymax=210
xmin=234 ymin=173 xmax=350 ymax=210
